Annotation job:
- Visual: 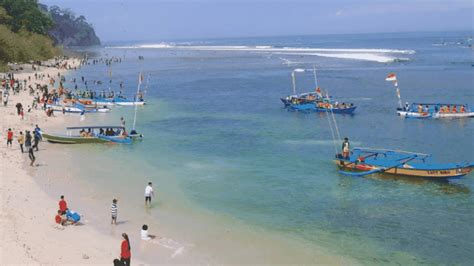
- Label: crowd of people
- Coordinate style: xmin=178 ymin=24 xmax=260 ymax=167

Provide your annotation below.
xmin=6 ymin=125 xmax=42 ymax=166
xmin=2 ymin=56 xmax=158 ymax=265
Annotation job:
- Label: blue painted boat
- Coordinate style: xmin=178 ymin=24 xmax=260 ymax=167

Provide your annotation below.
xmin=98 ymin=135 xmax=133 ymax=144
xmin=335 ymin=147 xmax=473 ymax=178
xmin=290 ymin=102 xmax=357 ymax=114
xmin=397 ymin=103 xmax=474 ymax=119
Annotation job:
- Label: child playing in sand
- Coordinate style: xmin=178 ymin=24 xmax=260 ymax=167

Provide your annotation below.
xmin=140 ymin=224 xmax=156 ymax=241
xmin=55 ymin=210 xmax=66 ymax=226
xmin=111 ymin=199 xmax=118 ymax=225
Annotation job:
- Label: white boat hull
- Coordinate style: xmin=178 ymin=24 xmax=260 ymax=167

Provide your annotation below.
xmin=115 ymin=101 xmax=146 ymax=106
xmin=397 ymin=110 xmax=474 ymax=118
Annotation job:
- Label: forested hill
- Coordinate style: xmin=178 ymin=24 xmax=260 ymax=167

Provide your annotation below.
xmin=40 ymin=4 xmax=101 ymax=47
xmin=0 ymin=0 xmax=100 ymax=71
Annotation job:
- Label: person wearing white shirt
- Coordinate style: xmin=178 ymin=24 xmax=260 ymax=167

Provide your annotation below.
xmin=141 ymin=224 xmax=156 ymax=241
xmin=144 ymin=182 xmax=154 ymax=206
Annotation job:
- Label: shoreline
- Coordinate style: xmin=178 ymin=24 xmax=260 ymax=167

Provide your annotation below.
xmin=1 ymin=57 xmax=354 ymax=264
xmin=0 ymin=60 xmax=145 ymax=264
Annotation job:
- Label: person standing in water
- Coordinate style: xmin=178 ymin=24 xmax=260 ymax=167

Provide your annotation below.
xmin=120 ymin=233 xmax=131 ymax=266
xmin=144 ymin=182 xmax=154 ymax=206
xmin=342 ymin=137 xmax=350 ymax=159
xmin=111 ymin=199 xmax=118 ymax=225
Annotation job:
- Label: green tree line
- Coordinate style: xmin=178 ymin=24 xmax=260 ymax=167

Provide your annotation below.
xmin=0 ymin=0 xmax=61 ymax=71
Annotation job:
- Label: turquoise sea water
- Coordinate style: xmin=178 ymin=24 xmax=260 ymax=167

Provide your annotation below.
xmin=61 ymin=32 xmax=473 ymax=264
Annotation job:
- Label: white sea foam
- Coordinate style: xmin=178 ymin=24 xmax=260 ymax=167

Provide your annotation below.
xmin=107 ymin=44 xmax=415 ymax=54
xmin=106 ymin=43 xmax=414 ymax=63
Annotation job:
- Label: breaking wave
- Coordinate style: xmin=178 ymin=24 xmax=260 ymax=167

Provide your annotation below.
xmin=106 ymin=43 xmax=415 ymax=63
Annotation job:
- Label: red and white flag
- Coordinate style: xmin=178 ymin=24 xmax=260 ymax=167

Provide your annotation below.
xmin=385 ymin=73 xmax=397 ymax=81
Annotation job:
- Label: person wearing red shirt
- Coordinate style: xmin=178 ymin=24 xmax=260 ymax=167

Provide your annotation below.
xmin=6 ymin=128 xmax=13 ymax=148
xmin=59 ymin=195 xmax=67 ymax=214
xmin=120 ymin=233 xmax=131 ymax=266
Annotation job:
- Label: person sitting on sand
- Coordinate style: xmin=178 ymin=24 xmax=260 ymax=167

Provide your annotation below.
xmin=140 ymin=224 xmax=156 ymax=241
xmin=55 ymin=210 xmax=66 ymax=226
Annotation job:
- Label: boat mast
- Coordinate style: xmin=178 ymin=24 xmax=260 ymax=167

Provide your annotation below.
xmin=313 ymin=66 xmax=318 ymax=88
xmin=291 ymin=71 xmax=296 ymax=94
xmin=291 ymin=68 xmax=305 ymax=95
xmin=132 ymin=72 xmax=142 ymax=131
xmin=395 ymin=83 xmax=402 ymax=109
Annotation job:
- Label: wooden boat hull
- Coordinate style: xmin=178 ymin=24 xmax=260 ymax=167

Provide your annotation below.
xmin=47 ymin=104 xmax=110 ymax=114
xmin=42 ymin=133 xmax=108 ymax=144
xmin=334 ymin=160 xmax=472 ymax=178
xmin=397 ymin=110 xmax=474 ymax=119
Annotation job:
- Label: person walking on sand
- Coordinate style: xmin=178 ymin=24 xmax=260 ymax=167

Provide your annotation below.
xmin=17 ymin=131 xmax=25 ymax=153
xmin=28 ymin=146 xmax=35 ymax=166
xmin=59 ymin=195 xmax=68 ymax=214
xmin=6 ymin=128 xmax=13 ymax=148
xmin=25 ymin=130 xmax=32 ymax=150
xmin=111 ymin=199 xmax=118 ymax=225
xmin=15 ymin=102 xmax=22 ymax=115
xmin=120 ymin=233 xmax=131 ymax=266
xmin=144 ymin=182 xmax=154 ymax=206
xmin=33 ymin=130 xmax=40 ymax=151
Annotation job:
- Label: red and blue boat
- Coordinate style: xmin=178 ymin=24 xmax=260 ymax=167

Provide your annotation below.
xmin=335 ymin=148 xmax=473 ymax=179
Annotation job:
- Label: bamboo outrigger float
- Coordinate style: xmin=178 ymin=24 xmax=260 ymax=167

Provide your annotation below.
xmin=335 ymin=148 xmax=473 ymax=179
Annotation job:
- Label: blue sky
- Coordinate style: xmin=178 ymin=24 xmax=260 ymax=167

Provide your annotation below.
xmin=41 ymin=0 xmax=473 ymax=42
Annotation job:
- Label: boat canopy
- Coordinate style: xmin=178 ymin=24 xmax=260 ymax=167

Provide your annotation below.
xmin=66 ymin=126 xmax=125 ymax=130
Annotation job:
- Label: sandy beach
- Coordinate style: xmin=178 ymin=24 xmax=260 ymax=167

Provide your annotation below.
xmin=0 ymin=60 xmax=144 ymax=264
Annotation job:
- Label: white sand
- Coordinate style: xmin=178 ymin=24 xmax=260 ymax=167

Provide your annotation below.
xmin=0 ymin=60 xmax=144 ymax=264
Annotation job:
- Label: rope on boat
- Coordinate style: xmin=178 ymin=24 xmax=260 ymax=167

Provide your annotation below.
xmin=325 ymin=105 xmax=338 ymax=154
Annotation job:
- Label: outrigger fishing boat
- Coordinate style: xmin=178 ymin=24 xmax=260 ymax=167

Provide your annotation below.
xmin=281 ymin=68 xmax=330 ymax=107
xmin=335 ymin=148 xmax=473 ymax=179
xmin=386 ymin=73 xmax=473 ymax=119
xmin=284 ymin=68 xmax=356 ymax=114
xmin=397 ymin=103 xmax=474 ymax=119
xmin=42 ymin=126 xmax=137 ymax=144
